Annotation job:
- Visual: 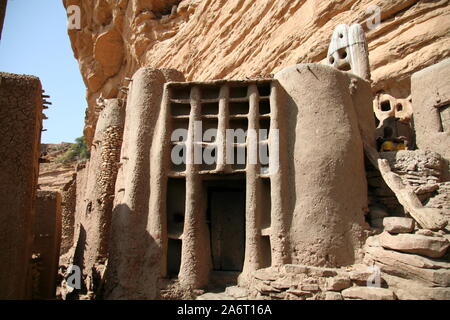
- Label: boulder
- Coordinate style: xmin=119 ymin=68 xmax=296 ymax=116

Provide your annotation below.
xmin=325 ymin=276 xmax=352 ymax=292
xmin=283 ymin=265 xmax=338 ymax=277
xmin=324 ymin=292 xmax=343 ymax=300
xmin=383 ymin=217 xmax=415 ymax=234
xmin=365 ymin=246 xmax=450 ymax=270
xmin=364 ymin=246 xmax=450 ymax=287
xmin=225 ymin=286 xmax=248 ymax=299
xmin=341 ymin=287 xmax=396 ymax=300
xmin=300 ymin=284 xmax=320 ymax=292
xmin=379 ymin=232 xmax=449 ymax=258
xmin=349 ymin=268 xmax=386 ymax=286
xmin=382 ymin=274 xmax=450 ymax=300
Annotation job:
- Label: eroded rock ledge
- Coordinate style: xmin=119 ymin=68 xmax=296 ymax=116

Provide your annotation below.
xmin=63 ymin=0 xmax=450 ymax=146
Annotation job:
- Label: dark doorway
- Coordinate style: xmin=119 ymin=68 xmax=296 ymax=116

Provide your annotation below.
xmin=207 ymin=182 xmax=246 ymax=272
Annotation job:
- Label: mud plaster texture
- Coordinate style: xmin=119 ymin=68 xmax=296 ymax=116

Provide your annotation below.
xmin=94 ymin=63 xmax=376 ymax=299
xmin=104 ymin=68 xmax=185 ymax=300
xmin=65 ymin=99 xmax=125 ymax=298
xmin=60 ymin=174 xmax=77 ymax=256
xmin=411 ymin=58 xmax=450 ymax=166
xmin=32 ymin=191 xmax=62 ymax=300
xmin=0 ymin=72 xmax=43 ymax=299
xmin=275 ymin=64 xmax=374 ymax=268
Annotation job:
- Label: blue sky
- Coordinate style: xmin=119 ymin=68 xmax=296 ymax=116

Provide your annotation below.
xmin=0 ymin=0 xmax=86 ymax=143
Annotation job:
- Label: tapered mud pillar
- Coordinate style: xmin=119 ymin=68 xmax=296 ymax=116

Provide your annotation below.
xmin=268 ymin=82 xmax=290 ymax=266
xmin=107 ymin=68 xmax=184 ymax=299
xmin=216 ymin=86 xmax=229 ymax=172
xmin=240 ymin=85 xmax=262 ymax=283
xmin=148 ymin=69 xmax=186 ymax=279
xmin=275 ymin=64 xmax=373 ymax=267
xmin=179 ymin=87 xmax=211 ymax=288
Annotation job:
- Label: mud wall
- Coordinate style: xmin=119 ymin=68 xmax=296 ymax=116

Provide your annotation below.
xmin=275 ymin=64 xmax=375 ymax=267
xmin=0 ymin=72 xmax=43 ymax=299
xmin=104 ymin=68 xmax=184 ymax=299
xmin=412 ymin=58 xmax=450 ymax=163
xmin=60 ymin=174 xmax=77 ymax=256
xmin=66 ymin=99 xmax=125 ymax=298
xmin=32 ymin=191 xmax=62 ymax=299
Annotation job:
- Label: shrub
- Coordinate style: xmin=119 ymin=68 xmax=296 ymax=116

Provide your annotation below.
xmin=56 ymin=136 xmax=90 ymax=164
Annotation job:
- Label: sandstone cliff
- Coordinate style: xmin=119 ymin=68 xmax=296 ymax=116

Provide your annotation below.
xmin=39 ymin=143 xmax=77 ymax=191
xmin=63 ymin=0 xmax=450 ymax=145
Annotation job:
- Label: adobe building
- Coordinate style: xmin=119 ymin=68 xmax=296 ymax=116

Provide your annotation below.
xmin=412 ymin=58 xmax=450 ymax=164
xmin=0 ymin=72 xmax=44 ymax=299
xmin=67 ymin=98 xmax=125 ymax=297
xmin=59 ymin=24 xmax=449 ymax=300
xmin=32 ymin=191 xmax=62 ymax=299
xmin=101 ymin=59 xmax=376 ymax=298
xmin=373 ymin=93 xmax=414 ymax=151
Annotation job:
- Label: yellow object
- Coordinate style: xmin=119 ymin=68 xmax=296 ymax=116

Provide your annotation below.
xmin=381 ymin=141 xmax=395 ymax=152
xmin=380 ymin=141 xmax=406 ymax=152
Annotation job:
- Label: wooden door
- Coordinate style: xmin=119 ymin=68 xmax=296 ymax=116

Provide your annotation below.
xmin=210 ymin=191 xmax=245 ymax=271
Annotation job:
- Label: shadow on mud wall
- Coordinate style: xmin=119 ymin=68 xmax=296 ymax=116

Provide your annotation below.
xmin=100 ymin=203 xmax=161 ymax=300
xmin=66 ymin=225 xmax=87 ymax=299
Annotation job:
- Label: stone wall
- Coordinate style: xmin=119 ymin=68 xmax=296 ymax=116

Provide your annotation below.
xmin=363 ymin=218 xmax=449 ymax=300
xmin=246 ymin=215 xmax=450 ymax=300
xmin=367 ymin=150 xmax=447 ymax=225
xmin=32 ymin=191 xmax=62 ymax=300
xmin=0 ymin=72 xmax=43 ymax=299
xmin=247 ymin=264 xmax=396 ymax=300
xmin=382 ymin=150 xmax=444 ymax=199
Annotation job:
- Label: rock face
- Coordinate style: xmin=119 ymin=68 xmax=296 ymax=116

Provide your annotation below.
xmin=0 ymin=0 xmax=6 ymax=41
xmin=383 ymin=217 xmax=415 ymax=234
xmin=248 ymin=264 xmax=395 ymax=300
xmin=379 ymin=232 xmax=449 ymax=259
xmin=341 ymin=287 xmax=396 ymax=300
xmin=62 ymin=0 xmax=450 ymax=145
xmin=39 ymin=144 xmax=77 ymax=191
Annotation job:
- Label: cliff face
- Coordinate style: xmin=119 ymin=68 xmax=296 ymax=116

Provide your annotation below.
xmin=63 ymin=0 xmax=450 ymax=145
xmin=38 ymin=143 xmax=77 ymax=192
